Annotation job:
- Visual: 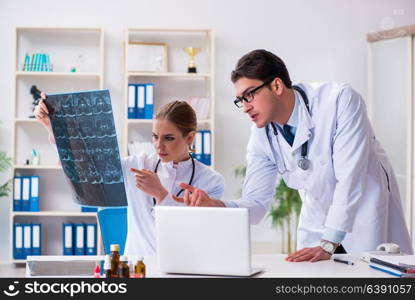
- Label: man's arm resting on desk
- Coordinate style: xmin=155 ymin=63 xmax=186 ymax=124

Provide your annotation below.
xmin=286 ymin=228 xmax=346 ymax=263
xmin=172 ymin=183 xmax=225 ymax=207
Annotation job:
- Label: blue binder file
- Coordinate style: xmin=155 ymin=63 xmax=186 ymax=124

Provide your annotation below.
xmin=31 ymin=224 xmax=41 ymax=255
xmin=195 ymin=131 xmax=203 ymax=162
xmin=23 ymin=224 xmax=32 ymax=258
xmin=144 ymin=84 xmax=154 ymax=119
xmin=13 ymin=177 xmax=22 ymax=211
xmin=30 ymin=176 xmax=40 ymax=212
xmin=74 ymin=223 xmax=85 ymax=255
xmin=203 ymin=131 xmax=211 ymax=166
xmin=136 ymin=85 xmax=145 ymax=119
xmin=85 ymin=224 xmax=97 ymax=255
xmin=62 ymin=223 xmax=74 ymax=255
xmin=81 ymin=206 xmax=98 ymax=212
xmin=128 ymin=84 xmax=136 ymax=119
xmin=13 ymin=224 xmax=24 ymax=259
xmin=21 ymin=177 xmax=30 ymax=211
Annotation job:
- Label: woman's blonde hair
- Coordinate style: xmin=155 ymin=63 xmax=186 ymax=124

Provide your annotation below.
xmin=155 ymin=101 xmax=197 ymax=137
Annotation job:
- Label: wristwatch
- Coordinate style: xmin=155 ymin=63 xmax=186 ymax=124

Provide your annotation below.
xmin=320 ymin=240 xmax=338 ymax=255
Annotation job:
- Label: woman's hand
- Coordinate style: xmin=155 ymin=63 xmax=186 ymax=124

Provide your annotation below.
xmin=34 ymin=93 xmax=51 ymax=130
xmin=130 ymin=168 xmax=168 ymax=203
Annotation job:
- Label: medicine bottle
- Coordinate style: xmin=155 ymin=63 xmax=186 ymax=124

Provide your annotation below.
xmin=110 ymin=244 xmax=120 ymax=278
xmin=104 ymin=255 xmax=112 ymax=278
xmin=118 ymin=255 xmax=130 ymax=278
xmin=134 ymin=256 xmax=146 ymax=278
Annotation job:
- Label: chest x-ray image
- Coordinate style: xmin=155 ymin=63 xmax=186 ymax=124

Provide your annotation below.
xmin=46 ymin=89 xmax=127 ymax=207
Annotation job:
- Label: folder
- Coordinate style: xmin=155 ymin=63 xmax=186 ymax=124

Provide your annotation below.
xmin=203 ymin=131 xmax=211 ymax=166
xmin=128 ymin=84 xmax=136 ymax=119
xmin=136 ymin=84 xmax=145 ymax=119
xmin=29 ymin=53 xmax=35 ymax=71
xmin=13 ymin=223 xmax=24 ymax=259
xmin=31 ymin=224 xmax=41 ymax=255
xmin=145 ymin=83 xmax=154 ymax=119
xmin=81 ymin=206 xmax=98 ymax=212
xmin=23 ymin=224 xmax=32 ymax=258
xmin=195 ymin=131 xmax=203 ymax=162
xmin=85 ymin=223 xmax=97 ymax=255
xmin=62 ymin=223 xmax=74 ymax=255
xmin=21 ymin=177 xmax=30 ymax=211
xmin=74 ymin=223 xmax=85 ymax=255
xmin=30 ymin=176 xmax=40 ymax=212
xmin=13 ymin=177 xmax=22 ymax=211
xmin=34 ymin=53 xmax=40 ymax=72
xmin=45 ymin=54 xmax=50 ymax=72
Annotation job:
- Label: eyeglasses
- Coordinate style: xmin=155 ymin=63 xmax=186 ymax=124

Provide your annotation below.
xmin=234 ymin=78 xmax=274 ymax=108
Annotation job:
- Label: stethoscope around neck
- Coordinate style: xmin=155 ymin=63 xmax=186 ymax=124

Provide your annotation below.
xmin=152 ymin=154 xmax=196 ymax=205
xmin=267 ymin=85 xmax=311 ymax=171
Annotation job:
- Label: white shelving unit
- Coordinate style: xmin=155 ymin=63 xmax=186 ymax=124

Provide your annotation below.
xmin=10 ymin=27 xmax=105 ymax=263
xmin=367 ymin=24 xmax=415 ymax=248
xmin=123 ymin=28 xmax=215 ymax=168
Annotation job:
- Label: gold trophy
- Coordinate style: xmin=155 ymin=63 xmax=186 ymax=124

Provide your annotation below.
xmin=184 ymin=47 xmax=199 ymax=73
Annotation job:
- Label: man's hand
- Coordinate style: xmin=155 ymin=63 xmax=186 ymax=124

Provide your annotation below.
xmin=285 ymin=246 xmax=331 ymax=263
xmin=172 ymin=183 xmax=224 ymax=207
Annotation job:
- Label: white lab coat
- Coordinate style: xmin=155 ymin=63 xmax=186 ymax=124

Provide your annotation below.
xmin=224 ymin=82 xmax=413 ymax=254
xmin=122 ymin=152 xmax=225 ymax=257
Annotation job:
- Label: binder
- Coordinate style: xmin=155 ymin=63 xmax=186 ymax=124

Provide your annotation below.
xmin=13 ymin=177 xmax=22 ymax=211
xmin=31 ymin=224 xmax=41 ymax=255
xmin=62 ymin=223 xmax=74 ymax=255
xmin=203 ymin=131 xmax=211 ymax=166
xmin=195 ymin=131 xmax=203 ymax=162
xmin=13 ymin=223 xmax=24 ymax=259
xmin=81 ymin=206 xmax=98 ymax=212
xmin=144 ymin=83 xmax=154 ymax=119
xmin=29 ymin=176 xmax=40 ymax=212
xmin=136 ymin=84 xmax=145 ymax=119
xmin=85 ymin=223 xmax=97 ymax=255
xmin=21 ymin=177 xmax=31 ymax=211
xmin=34 ymin=53 xmax=40 ymax=72
xmin=128 ymin=84 xmax=136 ymax=119
xmin=30 ymin=53 xmax=35 ymax=71
xmin=45 ymin=54 xmax=50 ymax=72
xmin=74 ymin=223 xmax=85 ymax=255
xmin=23 ymin=224 xmax=32 ymax=258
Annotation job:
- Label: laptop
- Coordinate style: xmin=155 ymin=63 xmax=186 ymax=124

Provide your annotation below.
xmin=155 ymin=206 xmax=262 ymax=277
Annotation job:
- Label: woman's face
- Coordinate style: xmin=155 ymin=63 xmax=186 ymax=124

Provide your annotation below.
xmin=152 ymin=119 xmax=195 ymax=163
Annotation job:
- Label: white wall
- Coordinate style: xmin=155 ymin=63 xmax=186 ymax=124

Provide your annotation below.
xmin=1 ymin=0 xmax=415 ymax=262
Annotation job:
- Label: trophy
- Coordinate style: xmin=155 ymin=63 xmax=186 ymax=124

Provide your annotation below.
xmin=184 ymin=47 xmax=200 ymax=73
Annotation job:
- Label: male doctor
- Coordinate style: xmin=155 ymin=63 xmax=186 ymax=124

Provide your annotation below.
xmin=174 ymin=49 xmax=413 ymax=262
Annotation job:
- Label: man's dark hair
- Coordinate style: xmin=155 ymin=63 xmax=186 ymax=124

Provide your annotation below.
xmin=231 ymin=49 xmax=292 ymax=88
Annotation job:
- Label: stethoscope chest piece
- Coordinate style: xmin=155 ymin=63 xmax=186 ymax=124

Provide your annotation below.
xmin=298 ymin=157 xmax=311 ymax=171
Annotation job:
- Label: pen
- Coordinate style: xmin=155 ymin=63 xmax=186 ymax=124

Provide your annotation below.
xmin=333 ymin=258 xmax=354 ymax=265
xmin=369 ymin=257 xmax=415 ymax=273
xmin=369 ymin=264 xmax=401 ymax=277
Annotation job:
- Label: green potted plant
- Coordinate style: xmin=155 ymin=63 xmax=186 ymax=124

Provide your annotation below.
xmin=0 ymin=150 xmax=12 ymax=198
xmin=234 ymin=164 xmax=302 ymax=254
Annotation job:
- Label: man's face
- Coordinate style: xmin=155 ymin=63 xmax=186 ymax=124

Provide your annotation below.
xmin=234 ymin=77 xmax=278 ymax=128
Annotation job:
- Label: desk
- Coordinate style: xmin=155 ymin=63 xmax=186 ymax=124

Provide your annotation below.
xmin=25 ymin=254 xmax=394 ymax=278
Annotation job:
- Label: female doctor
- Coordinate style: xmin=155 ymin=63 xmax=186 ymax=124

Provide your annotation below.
xmin=34 ymin=98 xmax=225 ymax=257
xmin=175 ymin=49 xmax=413 ymax=261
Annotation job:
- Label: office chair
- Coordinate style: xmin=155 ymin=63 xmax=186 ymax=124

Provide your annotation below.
xmin=97 ymin=207 xmax=127 ymax=255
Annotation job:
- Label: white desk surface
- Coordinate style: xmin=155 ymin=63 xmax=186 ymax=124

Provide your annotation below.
xmin=25 ymin=253 xmax=394 ymax=278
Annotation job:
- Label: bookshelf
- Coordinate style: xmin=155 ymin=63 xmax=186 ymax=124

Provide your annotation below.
xmin=10 ymin=27 xmax=104 ymax=263
xmin=123 ymin=28 xmax=215 ymax=168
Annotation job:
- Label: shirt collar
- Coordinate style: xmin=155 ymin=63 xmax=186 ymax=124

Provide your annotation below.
xmin=286 ymin=90 xmax=300 ymax=128
xmin=160 ymin=155 xmax=193 ymax=171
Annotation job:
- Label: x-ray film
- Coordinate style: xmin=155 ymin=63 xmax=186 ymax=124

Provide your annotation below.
xmin=46 ymin=89 xmax=127 ymax=207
